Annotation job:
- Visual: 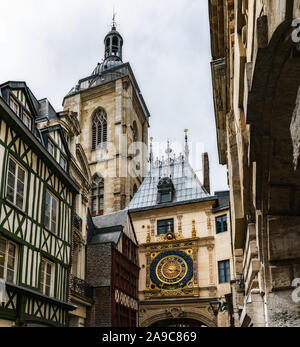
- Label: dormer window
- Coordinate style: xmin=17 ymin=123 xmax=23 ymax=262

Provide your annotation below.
xmin=47 ymin=140 xmax=54 ymax=156
xmin=59 ymin=155 xmax=67 ymax=170
xmin=9 ymin=97 xmax=19 ymax=116
xmin=23 ymin=111 xmax=31 ymax=129
xmin=157 ymin=177 xmax=174 ymax=204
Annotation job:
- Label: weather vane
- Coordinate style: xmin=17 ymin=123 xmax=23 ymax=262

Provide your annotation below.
xmin=112 ymin=5 xmax=117 ymax=29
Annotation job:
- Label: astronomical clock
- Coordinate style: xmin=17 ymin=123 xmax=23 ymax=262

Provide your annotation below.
xmin=144 ymin=234 xmax=201 ymax=299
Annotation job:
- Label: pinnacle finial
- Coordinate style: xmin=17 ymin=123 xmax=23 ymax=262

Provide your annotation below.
xmin=112 ymin=6 xmax=117 ymax=30
xmin=184 ymin=129 xmax=189 ymax=162
xmin=149 ymin=137 xmax=154 ymax=167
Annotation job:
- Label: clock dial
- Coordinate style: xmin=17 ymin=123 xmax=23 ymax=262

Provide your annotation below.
xmin=150 ymin=250 xmax=193 ymax=290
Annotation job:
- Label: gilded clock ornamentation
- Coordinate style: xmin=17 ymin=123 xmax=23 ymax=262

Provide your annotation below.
xmin=150 ymin=250 xmax=193 ymax=290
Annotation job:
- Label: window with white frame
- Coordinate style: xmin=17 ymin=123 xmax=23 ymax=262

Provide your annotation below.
xmin=22 ymin=111 xmax=32 ymax=129
xmin=0 ymin=236 xmax=18 ymax=283
xmin=39 ymin=258 xmax=55 ymax=297
xmin=9 ymin=97 xmax=19 ymax=116
xmin=6 ymin=157 xmax=27 ymax=210
xmin=44 ymin=191 xmax=58 ymax=234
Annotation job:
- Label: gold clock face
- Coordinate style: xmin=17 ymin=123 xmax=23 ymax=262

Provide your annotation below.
xmin=156 ymin=256 xmax=188 ymax=285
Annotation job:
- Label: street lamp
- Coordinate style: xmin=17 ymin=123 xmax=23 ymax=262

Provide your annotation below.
xmin=210 ymin=300 xmax=228 ymax=316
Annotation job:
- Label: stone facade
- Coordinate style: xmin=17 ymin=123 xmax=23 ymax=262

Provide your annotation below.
xmin=129 ymin=149 xmax=233 ymax=327
xmin=209 ymin=0 xmax=300 ymax=327
xmin=63 ymin=70 xmax=149 ymax=215
xmin=130 ymin=200 xmax=233 ymax=327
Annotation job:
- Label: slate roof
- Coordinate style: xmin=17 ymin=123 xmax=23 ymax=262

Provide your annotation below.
xmin=128 ymin=161 xmax=213 ymax=211
xmin=90 ymin=210 xmax=128 ymax=246
xmin=212 ymin=191 xmax=230 ymax=213
xmin=90 ymin=230 xmax=122 ymax=246
xmin=93 ymin=209 xmax=128 ymax=229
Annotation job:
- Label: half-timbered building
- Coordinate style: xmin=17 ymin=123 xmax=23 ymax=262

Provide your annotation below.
xmin=0 ymin=82 xmax=79 ymax=326
xmin=36 ymin=101 xmax=93 ymax=326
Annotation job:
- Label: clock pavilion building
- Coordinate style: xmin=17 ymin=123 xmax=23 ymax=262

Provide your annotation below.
xmin=128 ymin=138 xmax=234 ymax=327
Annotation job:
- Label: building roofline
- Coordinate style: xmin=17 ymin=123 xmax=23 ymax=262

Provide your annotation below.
xmin=128 ymin=196 xmax=218 ymax=214
xmin=63 ymin=62 xmax=151 ymax=122
xmin=0 ymin=96 xmax=79 ymax=194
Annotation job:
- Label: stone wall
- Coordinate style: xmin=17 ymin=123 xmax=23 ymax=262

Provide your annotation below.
xmin=209 ymin=0 xmax=300 ymax=327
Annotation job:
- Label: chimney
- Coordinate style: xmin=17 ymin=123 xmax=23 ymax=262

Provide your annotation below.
xmin=202 ymin=153 xmax=211 ymax=195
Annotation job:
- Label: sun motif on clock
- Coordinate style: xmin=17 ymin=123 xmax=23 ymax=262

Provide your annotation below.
xmin=150 ymin=250 xmax=194 ymax=290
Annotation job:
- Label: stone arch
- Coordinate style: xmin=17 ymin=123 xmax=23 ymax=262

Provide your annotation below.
xmin=247 ymin=19 xmax=300 ymax=211
xmin=140 ymin=310 xmax=217 ymax=328
xmin=247 ymin=18 xmax=300 ymax=318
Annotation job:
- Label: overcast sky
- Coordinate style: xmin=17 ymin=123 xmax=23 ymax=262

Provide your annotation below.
xmin=0 ymin=0 xmax=228 ymax=193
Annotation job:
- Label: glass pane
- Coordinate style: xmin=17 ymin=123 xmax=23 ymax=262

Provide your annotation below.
xmin=216 ymin=220 xmax=222 ymax=233
xmin=40 ymin=261 xmax=45 ymax=293
xmin=44 ymin=216 xmax=50 ymax=230
xmin=51 ymin=221 xmax=56 ymax=234
xmin=45 ymin=193 xmax=51 ymax=228
xmin=6 ymin=269 xmax=14 ymax=283
xmin=18 ymin=168 xmax=25 ymax=183
xmin=7 ymin=172 xmax=16 ymax=189
xmin=7 ymin=255 xmax=15 ymax=270
xmin=48 ymin=142 xmax=54 ymax=155
xmin=16 ymin=192 xmax=24 ymax=208
xmin=160 ymin=192 xmax=171 ymax=203
xmin=0 ymin=238 xmax=6 ymax=253
xmin=6 ymin=186 xmax=14 ymax=203
xmin=225 ymin=261 xmax=230 ymax=282
xmin=60 ymin=155 xmax=66 ymax=169
xmin=8 ymin=243 xmax=15 ymax=257
xmin=52 ymin=198 xmax=57 ymax=220
xmin=92 ymin=198 xmax=97 ymax=211
xmin=8 ymin=159 xmax=16 ymax=175
xmin=51 ymin=198 xmax=57 ymax=233
xmin=45 ymin=285 xmax=50 ymax=296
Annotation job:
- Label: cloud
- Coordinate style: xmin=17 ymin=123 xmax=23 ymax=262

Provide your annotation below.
xmin=0 ymin=0 xmax=228 ymax=192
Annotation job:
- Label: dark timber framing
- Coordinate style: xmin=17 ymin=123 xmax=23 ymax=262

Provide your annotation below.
xmin=0 ymin=86 xmax=78 ymax=326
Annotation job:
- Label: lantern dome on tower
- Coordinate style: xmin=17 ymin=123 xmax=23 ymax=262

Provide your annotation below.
xmin=92 ymin=14 xmax=124 ymax=75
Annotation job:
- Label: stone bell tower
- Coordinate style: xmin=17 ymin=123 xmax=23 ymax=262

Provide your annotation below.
xmin=63 ymin=17 xmax=150 ymax=215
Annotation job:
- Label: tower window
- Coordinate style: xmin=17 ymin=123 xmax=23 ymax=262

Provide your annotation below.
xmin=157 ymin=219 xmax=174 ymax=235
xmin=112 ymin=36 xmax=119 ymax=54
xmin=92 ymin=108 xmax=107 ymax=150
xmin=92 ymin=175 xmax=104 ymax=216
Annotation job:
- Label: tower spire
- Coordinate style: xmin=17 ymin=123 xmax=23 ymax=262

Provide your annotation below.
xmin=112 ymin=6 xmax=117 ymax=30
xmin=149 ymin=137 xmax=154 ymax=168
xmin=184 ymin=129 xmax=189 ymax=162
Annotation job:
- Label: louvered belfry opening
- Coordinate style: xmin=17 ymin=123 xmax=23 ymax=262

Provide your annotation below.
xmin=92 ymin=108 xmax=107 ymax=150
